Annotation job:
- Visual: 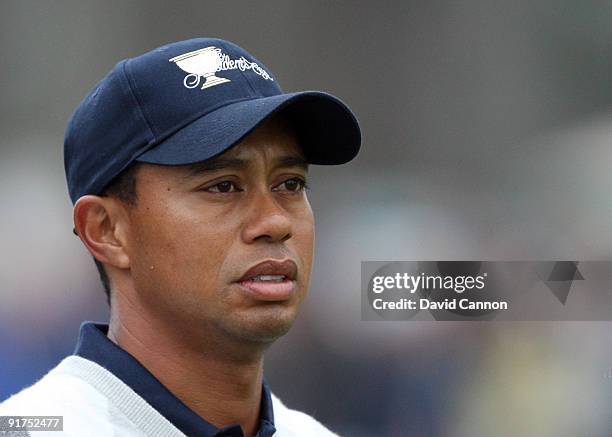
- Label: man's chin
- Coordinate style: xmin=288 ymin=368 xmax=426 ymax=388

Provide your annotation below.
xmin=224 ymin=305 xmax=298 ymax=344
xmin=241 ymin=323 xmax=293 ymax=344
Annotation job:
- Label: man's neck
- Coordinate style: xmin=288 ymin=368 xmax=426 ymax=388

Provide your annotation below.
xmin=108 ymin=311 xmax=265 ymax=437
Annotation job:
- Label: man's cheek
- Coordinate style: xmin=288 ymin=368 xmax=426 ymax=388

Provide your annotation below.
xmin=178 ymin=238 xmax=228 ymax=281
xmin=294 ymin=221 xmax=315 ymax=256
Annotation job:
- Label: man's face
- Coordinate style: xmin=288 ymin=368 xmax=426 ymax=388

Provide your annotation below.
xmin=124 ymin=118 xmax=314 ymax=345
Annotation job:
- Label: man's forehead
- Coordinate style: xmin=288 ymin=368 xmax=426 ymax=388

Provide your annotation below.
xmin=219 ymin=130 xmax=303 ymax=159
xmin=183 ymin=117 xmax=306 ymax=172
xmin=182 ymin=146 xmax=307 ymax=177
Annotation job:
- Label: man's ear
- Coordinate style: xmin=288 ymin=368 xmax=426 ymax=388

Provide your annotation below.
xmin=73 ymin=195 xmax=131 ymax=269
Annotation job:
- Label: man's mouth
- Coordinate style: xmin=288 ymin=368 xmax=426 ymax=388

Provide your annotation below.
xmin=236 ymin=260 xmax=298 ymax=301
xmin=249 ymin=275 xmax=287 ymax=282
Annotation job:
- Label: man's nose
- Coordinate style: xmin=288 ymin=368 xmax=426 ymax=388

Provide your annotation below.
xmin=241 ymin=189 xmax=293 ymax=244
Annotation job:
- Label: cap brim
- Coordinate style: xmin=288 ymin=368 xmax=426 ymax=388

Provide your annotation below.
xmin=135 ymin=91 xmax=361 ymax=166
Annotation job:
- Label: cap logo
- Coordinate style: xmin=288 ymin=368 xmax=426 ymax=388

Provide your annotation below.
xmin=169 ymin=46 xmax=273 ymax=90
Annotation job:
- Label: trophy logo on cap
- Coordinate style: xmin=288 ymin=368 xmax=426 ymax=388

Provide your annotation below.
xmin=169 ymin=46 xmax=230 ymax=90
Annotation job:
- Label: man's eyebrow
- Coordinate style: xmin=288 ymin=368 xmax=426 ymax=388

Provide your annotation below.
xmin=183 ymin=158 xmax=248 ymax=178
xmin=182 ymin=155 xmax=308 ymax=179
xmin=274 ymin=155 xmax=309 ymax=170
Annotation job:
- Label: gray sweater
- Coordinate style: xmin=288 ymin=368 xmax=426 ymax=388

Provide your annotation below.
xmin=0 ymin=356 xmax=339 ymax=436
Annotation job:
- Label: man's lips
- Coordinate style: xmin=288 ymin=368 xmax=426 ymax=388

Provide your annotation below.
xmin=238 ymin=259 xmax=298 ymax=282
xmin=236 ymin=259 xmax=298 ymax=301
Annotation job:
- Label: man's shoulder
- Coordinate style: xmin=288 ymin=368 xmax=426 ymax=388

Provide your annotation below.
xmin=0 ymin=357 xmax=92 ymax=414
xmin=271 ymin=393 xmax=340 ymax=437
xmin=0 ymin=356 xmax=148 ymax=436
xmin=2 ymin=357 xmax=340 ymax=437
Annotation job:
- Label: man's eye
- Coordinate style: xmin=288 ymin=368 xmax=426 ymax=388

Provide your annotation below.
xmin=205 ymin=181 xmax=241 ymax=193
xmin=274 ymin=177 xmax=308 ymax=193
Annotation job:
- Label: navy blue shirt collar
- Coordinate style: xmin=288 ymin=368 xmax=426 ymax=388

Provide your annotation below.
xmin=74 ymin=322 xmax=276 ymax=437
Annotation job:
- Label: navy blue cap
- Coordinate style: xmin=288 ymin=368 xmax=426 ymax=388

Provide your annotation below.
xmin=64 ymin=37 xmax=361 ymax=204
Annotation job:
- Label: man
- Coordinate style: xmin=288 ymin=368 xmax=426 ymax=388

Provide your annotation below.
xmin=0 ymin=38 xmax=360 ymax=436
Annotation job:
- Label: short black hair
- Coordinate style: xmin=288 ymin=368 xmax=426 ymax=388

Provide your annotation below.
xmin=93 ymin=163 xmax=141 ymax=306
